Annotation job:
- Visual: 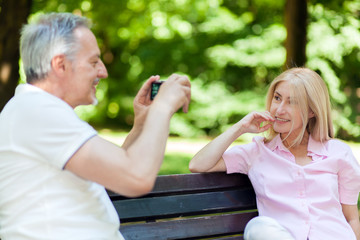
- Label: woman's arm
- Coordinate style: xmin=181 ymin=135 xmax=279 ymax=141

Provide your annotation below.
xmin=189 ymin=111 xmax=274 ymax=173
xmin=189 ymin=122 xmax=243 ymax=173
xmin=342 ymin=204 xmax=360 ymax=239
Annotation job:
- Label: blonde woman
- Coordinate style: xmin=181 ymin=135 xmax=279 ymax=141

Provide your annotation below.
xmin=189 ymin=68 xmax=360 ymax=240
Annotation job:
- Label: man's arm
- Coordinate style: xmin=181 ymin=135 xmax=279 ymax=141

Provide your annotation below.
xmin=65 ymin=74 xmax=191 ymax=197
xmin=122 ymin=75 xmax=160 ymax=150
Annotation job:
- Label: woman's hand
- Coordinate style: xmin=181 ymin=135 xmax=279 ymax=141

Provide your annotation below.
xmin=237 ymin=111 xmax=274 ymax=135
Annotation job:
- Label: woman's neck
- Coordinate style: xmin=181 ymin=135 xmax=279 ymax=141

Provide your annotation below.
xmin=282 ymin=131 xmax=309 ymax=149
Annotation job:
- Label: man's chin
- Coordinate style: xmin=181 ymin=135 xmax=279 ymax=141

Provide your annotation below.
xmin=92 ymin=98 xmax=98 ymax=106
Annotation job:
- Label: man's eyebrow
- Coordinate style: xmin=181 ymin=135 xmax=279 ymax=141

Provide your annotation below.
xmin=90 ymin=54 xmax=100 ymax=60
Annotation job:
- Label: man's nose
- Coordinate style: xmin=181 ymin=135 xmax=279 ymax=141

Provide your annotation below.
xmin=98 ymin=60 xmax=108 ymax=78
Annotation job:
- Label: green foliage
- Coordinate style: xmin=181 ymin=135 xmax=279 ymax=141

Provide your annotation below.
xmin=29 ymin=0 xmax=360 ymax=140
xmin=306 ymin=2 xmax=360 ymax=139
xmin=169 ymin=77 xmax=267 ymax=137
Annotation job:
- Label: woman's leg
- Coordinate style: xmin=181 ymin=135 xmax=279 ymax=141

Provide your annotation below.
xmin=244 ymin=216 xmax=295 ymax=240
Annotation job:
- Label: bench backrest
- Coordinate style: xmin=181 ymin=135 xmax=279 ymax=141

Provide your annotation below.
xmin=108 ymin=172 xmax=257 ymax=240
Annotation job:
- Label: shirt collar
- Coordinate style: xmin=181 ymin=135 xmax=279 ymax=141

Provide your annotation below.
xmin=307 ymin=135 xmax=329 ymax=157
xmin=266 ymin=134 xmax=289 ymax=153
xmin=15 ymin=83 xmax=43 ymax=96
xmin=266 ymin=134 xmax=329 ymax=157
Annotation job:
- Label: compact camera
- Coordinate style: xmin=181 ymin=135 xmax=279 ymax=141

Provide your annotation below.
xmin=150 ymin=81 xmax=164 ymax=100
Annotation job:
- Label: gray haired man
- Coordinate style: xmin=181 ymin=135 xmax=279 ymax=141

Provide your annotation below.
xmin=0 ymin=12 xmax=191 ymax=239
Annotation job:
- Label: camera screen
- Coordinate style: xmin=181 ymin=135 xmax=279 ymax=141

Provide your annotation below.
xmin=150 ymin=81 xmax=164 ymax=100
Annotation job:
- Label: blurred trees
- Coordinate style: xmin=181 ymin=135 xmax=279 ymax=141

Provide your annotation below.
xmin=0 ymin=0 xmax=31 ymax=110
xmin=1 ymin=0 xmax=360 ymax=140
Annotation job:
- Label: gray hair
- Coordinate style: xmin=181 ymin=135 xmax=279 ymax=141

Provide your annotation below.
xmin=20 ymin=12 xmax=91 ymax=83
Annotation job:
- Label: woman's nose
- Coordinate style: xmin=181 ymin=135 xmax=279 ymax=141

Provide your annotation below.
xmin=276 ymin=102 xmax=286 ymax=115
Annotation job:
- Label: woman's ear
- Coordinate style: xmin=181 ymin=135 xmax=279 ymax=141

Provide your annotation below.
xmin=308 ymin=110 xmax=315 ymax=119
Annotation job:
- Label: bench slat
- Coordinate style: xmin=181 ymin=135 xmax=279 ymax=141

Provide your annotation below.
xmin=110 ymin=173 xmax=258 ymax=239
xmin=121 ymin=212 xmax=258 ymax=240
xmin=114 ymin=188 xmax=256 ymax=222
xmin=108 ymin=173 xmax=252 ymax=199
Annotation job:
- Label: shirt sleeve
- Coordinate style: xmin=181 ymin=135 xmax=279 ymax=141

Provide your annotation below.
xmin=14 ymin=97 xmax=97 ymax=170
xmin=222 ymin=137 xmax=261 ymax=175
xmin=338 ymin=144 xmax=360 ymax=205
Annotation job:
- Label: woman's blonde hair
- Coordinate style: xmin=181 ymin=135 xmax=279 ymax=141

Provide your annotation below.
xmin=265 ymin=67 xmax=334 ymax=145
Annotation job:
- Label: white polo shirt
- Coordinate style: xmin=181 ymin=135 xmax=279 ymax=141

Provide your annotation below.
xmin=0 ymin=84 xmax=124 ymax=240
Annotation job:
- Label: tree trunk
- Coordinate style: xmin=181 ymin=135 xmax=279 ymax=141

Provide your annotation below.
xmin=0 ymin=0 xmax=32 ymax=111
xmin=284 ymin=0 xmax=308 ymax=69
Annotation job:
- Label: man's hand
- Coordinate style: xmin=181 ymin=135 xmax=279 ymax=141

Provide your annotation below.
xmin=132 ymin=75 xmax=160 ymax=128
xmin=123 ymin=74 xmax=191 ymax=149
xmin=152 ymin=74 xmax=191 ymax=115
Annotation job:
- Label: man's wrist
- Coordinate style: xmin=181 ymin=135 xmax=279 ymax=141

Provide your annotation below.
xmin=150 ymin=100 xmax=175 ymax=118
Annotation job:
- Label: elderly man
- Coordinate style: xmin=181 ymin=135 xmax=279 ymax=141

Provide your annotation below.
xmin=0 ymin=12 xmax=191 ymax=240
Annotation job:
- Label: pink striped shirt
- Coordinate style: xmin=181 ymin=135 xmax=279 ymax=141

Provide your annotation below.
xmin=223 ymin=134 xmax=360 ymax=240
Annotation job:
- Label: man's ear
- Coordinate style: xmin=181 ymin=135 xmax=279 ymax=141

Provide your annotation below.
xmin=50 ymin=54 xmax=67 ymax=77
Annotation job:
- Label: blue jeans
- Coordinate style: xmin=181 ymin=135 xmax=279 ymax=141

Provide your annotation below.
xmin=244 ymin=216 xmax=295 ymax=240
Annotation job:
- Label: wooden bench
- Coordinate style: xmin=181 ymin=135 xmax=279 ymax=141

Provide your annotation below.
xmin=108 ymin=172 xmax=258 ymax=240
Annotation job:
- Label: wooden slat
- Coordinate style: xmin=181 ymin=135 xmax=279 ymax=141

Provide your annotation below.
xmin=153 ymin=173 xmax=252 ymax=193
xmin=114 ymin=188 xmax=256 ymax=222
xmin=120 ymin=212 xmax=258 ymax=240
xmin=110 ymin=173 xmax=258 ymax=239
xmin=108 ymin=173 xmax=252 ymax=199
xmin=212 ymin=237 xmax=244 ymax=240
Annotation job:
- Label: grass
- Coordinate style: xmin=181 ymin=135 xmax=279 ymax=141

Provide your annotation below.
xmin=159 ymin=152 xmax=192 ymax=175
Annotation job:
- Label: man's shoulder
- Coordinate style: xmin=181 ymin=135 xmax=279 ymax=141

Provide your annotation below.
xmin=6 ymin=84 xmax=71 ymax=116
xmin=16 ymin=84 xmax=67 ymax=107
xmin=1 ymin=85 xmax=78 ymax=130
